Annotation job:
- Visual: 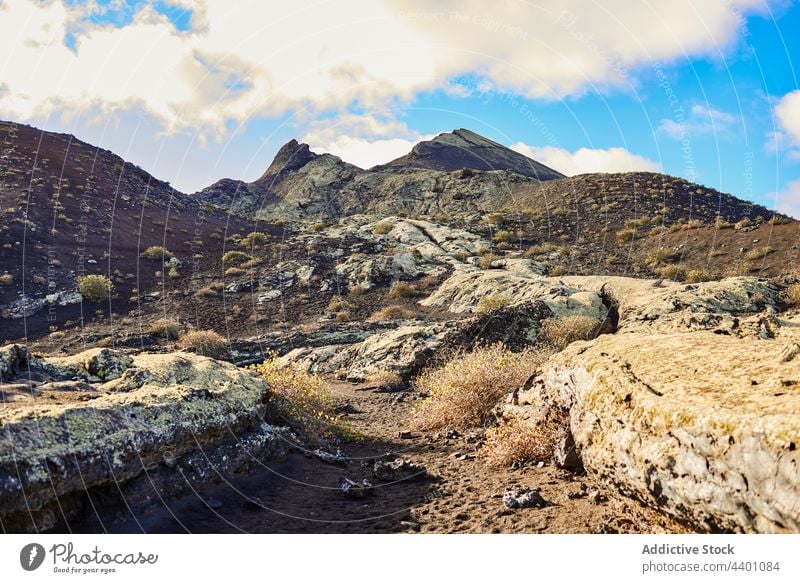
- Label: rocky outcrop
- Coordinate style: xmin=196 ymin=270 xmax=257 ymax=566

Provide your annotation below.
xmin=0 ymin=350 xmax=292 ymax=532
xmin=530 ymin=331 xmax=800 ymax=533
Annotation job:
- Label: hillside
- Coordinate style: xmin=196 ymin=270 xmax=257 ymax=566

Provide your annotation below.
xmin=0 ymin=120 xmax=253 ymax=341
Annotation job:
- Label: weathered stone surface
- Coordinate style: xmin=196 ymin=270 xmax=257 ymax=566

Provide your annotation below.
xmin=561 ymin=275 xmax=779 ymax=335
xmin=0 ymin=350 xmax=289 ymax=532
xmin=282 ymin=322 xmax=456 ymax=381
xmin=535 ymin=331 xmax=800 ymax=533
xmin=43 ymin=347 xmax=134 ymax=381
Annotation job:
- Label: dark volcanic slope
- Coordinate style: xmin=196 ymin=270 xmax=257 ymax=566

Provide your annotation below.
xmin=0 ymin=120 xmax=249 ymax=341
xmin=373 ymin=128 xmax=565 ymax=180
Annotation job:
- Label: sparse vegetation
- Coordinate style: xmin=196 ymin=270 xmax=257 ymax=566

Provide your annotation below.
xmin=744 ymin=246 xmax=775 ymax=261
xmin=475 ymin=293 xmax=512 ymax=314
xmin=150 ymin=319 xmax=182 ymax=340
xmin=656 ymin=265 xmax=687 ymax=281
xmin=493 ymin=229 xmax=516 ymax=244
xmin=178 ymin=330 xmax=227 ymax=358
xmin=253 ymin=357 xmax=352 ymax=444
xmin=411 ymin=343 xmax=547 ymax=431
xmin=482 ymin=412 xmax=568 ymax=468
xmin=387 ymin=281 xmax=420 ymax=299
xmin=140 ymin=246 xmax=174 ymax=261
xmin=78 ymin=275 xmax=114 ymax=302
xmin=240 ymin=231 xmax=268 ymax=250
xmin=646 ymin=248 xmax=680 ymax=265
xmin=784 ymin=283 xmax=800 ymax=307
xmin=369 ymin=305 xmax=415 ymax=321
xmin=539 ymin=315 xmax=597 ymax=350
xmin=372 ymin=221 xmax=394 ymax=235
xmin=222 ymin=250 xmax=252 ymax=264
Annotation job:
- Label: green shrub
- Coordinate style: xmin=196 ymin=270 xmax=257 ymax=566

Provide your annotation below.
xmin=78 ymin=275 xmax=114 ymax=301
xmin=240 ymin=231 xmax=268 ymax=249
xmin=475 ymin=293 xmax=512 ymax=314
xmin=222 ymin=251 xmax=252 ymax=264
xmin=140 ymin=246 xmax=174 ymax=261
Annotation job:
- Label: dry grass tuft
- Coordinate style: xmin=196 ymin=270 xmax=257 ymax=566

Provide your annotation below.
xmin=783 ymin=283 xmax=800 ymax=307
xmin=482 ymin=412 xmax=567 ymax=467
xmin=539 ymin=315 xmax=597 ymax=351
xmin=387 ymin=281 xmax=420 ymax=299
xmin=150 ymin=319 xmax=182 ymax=340
xmin=369 ymin=305 xmax=415 ymax=321
xmin=411 ymin=343 xmax=547 ymax=431
xmin=178 ymin=330 xmax=227 ymax=358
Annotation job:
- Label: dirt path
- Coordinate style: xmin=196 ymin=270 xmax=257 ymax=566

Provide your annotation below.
xmin=62 ymin=381 xmax=686 ymax=534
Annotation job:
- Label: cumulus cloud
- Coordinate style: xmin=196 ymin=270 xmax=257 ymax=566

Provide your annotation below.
xmin=658 ymin=104 xmax=736 ymax=140
xmin=302 ymin=114 xmax=434 ymax=168
xmin=0 ymin=0 xmax=772 ymax=137
xmin=773 ymin=178 xmax=800 ymax=219
xmin=510 ymin=143 xmax=660 ymax=176
xmin=771 ymin=90 xmax=800 ymax=158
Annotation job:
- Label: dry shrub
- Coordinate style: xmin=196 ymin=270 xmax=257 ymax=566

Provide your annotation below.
xmin=539 ymin=315 xmax=597 ymax=351
xmin=615 ymin=228 xmax=636 ymax=243
xmin=178 ymin=330 xmax=227 ymax=359
xmin=240 ymin=231 xmax=268 ymax=249
xmin=482 ymin=412 xmax=567 ymax=467
xmin=225 ymin=267 xmax=245 ymax=277
xmin=151 ymin=319 xmax=182 ymax=340
xmin=479 ymin=253 xmax=499 ymax=269
xmin=646 ymin=247 xmax=680 ymax=265
xmin=411 ymin=343 xmax=546 ymax=431
xmin=475 ymin=293 xmax=512 ymax=314
xmin=783 ymin=283 xmax=800 ymax=307
xmin=369 ymin=305 xmax=415 ymax=321
xmin=548 ymin=265 xmax=568 ymax=277
xmin=327 ymin=296 xmax=352 ymax=312
xmin=734 ymin=217 xmax=753 ymax=230
xmin=493 ymin=229 xmax=516 ymax=244
xmin=685 ymin=269 xmax=711 ymax=284
xmin=387 ymin=281 xmax=420 ymax=299
xmin=195 ymin=286 xmax=218 ymax=298
xmin=744 ymin=246 xmax=775 ymax=261
xmin=656 ymin=264 xmax=687 ymax=281
xmin=372 ymin=221 xmax=394 ymax=235
xmin=253 ymin=357 xmax=352 ymax=444
xmin=0 ymin=273 xmax=13 ymax=285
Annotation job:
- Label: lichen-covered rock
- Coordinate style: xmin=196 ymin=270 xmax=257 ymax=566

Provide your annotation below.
xmin=535 ymin=331 xmax=800 ymax=533
xmin=561 ymin=275 xmax=779 ymax=335
xmin=0 ymin=351 xmax=288 ymax=532
xmin=44 ymin=347 xmax=134 ymax=381
xmin=0 ymin=343 xmax=28 ymax=380
xmin=421 ymin=268 xmax=604 ymax=321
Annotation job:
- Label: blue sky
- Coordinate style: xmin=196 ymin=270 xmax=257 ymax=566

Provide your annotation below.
xmin=2 ymin=0 xmax=799 ymax=213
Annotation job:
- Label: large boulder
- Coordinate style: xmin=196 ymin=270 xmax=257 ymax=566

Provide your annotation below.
xmin=0 ymin=350 xmax=290 ymax=532
xmin=533 ymin=331 xmax=800 ymax=533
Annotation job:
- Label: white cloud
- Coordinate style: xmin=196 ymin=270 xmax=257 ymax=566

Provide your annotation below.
xmin=0 ymin=0 xmax=772 ymax=137
xmin=658 ymin=104 xmax=736 ymax=140
xmin=771 ymin=90 xmax=800 ymax=158
xmin=773 ymin=178 xmax=800 ymax=219
xmin=302 ymin=114 xmax=435 ymax=168
xmin=510 ymin=143 xmax=660 ymax=176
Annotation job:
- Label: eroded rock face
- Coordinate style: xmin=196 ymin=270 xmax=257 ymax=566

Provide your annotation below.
xmin=0 ymin=350 xmax=290 ymax=532
xmin=533 ymin=331 xmax=800 ymax=533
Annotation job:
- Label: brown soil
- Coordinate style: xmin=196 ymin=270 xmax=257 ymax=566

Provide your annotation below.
xmin=55 ymin=381 xmax=686 ymax=534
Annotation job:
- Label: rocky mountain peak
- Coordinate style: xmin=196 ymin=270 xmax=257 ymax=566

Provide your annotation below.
xmin=258 ymin=139 xmax=319 ymax=180
xmin=373 ymin=128 xmax=565 ymax=181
